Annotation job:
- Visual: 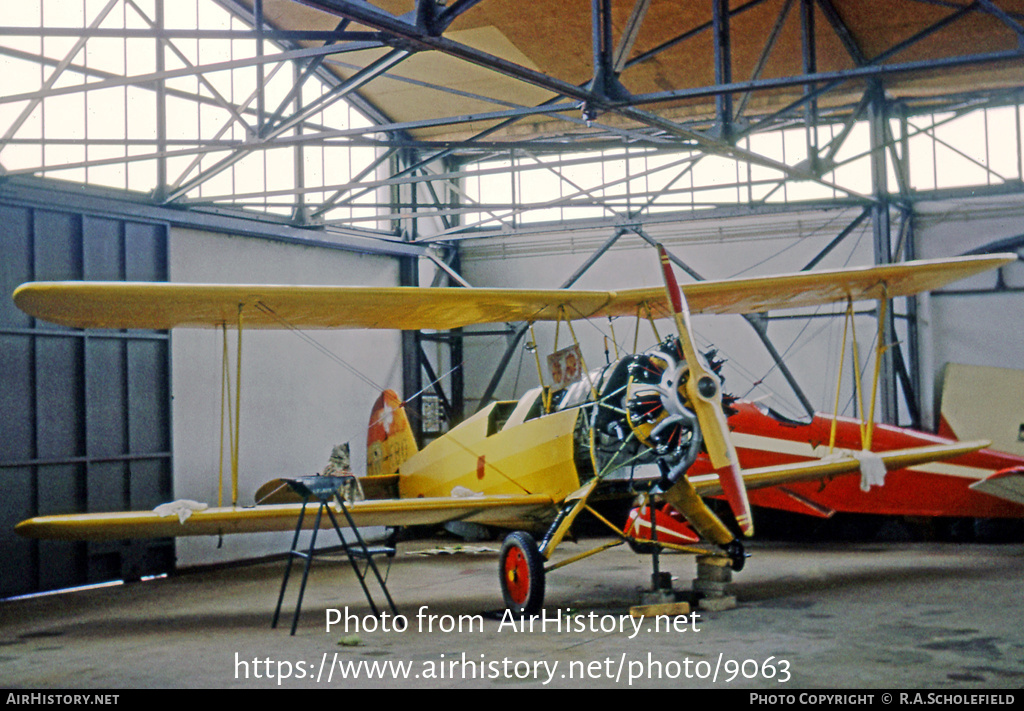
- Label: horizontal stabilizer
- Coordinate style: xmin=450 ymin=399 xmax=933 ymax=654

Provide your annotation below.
xmin=970 ymin=467 xmax=1024 ymax=506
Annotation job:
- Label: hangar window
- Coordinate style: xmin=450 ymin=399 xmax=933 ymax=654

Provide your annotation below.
xmin=459 ymin=102 xmax=1024 ymax=232
xmin=3 ymin=3 xmax=1022 ymax=236
xmin=0 ymin=0 xmax=380 ymax=225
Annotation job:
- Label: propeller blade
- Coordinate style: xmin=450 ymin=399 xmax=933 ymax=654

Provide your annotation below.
xmin=657 ymin=244 xmax=754 ymax=536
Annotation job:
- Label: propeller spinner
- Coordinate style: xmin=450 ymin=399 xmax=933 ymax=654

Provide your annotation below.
xmin=657 ymin=245 xmax=754 ymax=537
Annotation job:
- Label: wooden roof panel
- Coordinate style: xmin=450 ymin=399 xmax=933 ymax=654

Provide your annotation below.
xmin=248 ymin=0 xmax=1024 ymax=141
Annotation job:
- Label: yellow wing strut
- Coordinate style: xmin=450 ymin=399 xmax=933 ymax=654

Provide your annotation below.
xmin=216 ymin=308 xmax=245 ymax=507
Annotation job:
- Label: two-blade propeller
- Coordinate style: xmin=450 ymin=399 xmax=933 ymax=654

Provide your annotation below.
xmin=657 ymin=245 xmax=754 ymax=537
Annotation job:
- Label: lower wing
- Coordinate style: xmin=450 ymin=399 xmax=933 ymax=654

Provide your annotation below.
xmin=15 ymin=493 xmax=557 ymax=541
xmin=15 ymin=442 xmax=989 ymax=541
xmin=692 ymin=441 xmax=991 ymax=496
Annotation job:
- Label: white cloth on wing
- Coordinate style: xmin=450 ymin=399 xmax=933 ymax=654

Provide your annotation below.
xmin=818 ymin=449 xmax=888 ymax=492
xmin=851 ymin=450 xmax=887 ymax=492
xmin=153 ymin=499 xmax=209 ymax=524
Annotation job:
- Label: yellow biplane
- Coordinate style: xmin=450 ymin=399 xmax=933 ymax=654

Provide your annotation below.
xmin=11 ymin=247 xmax=1014 ymax=615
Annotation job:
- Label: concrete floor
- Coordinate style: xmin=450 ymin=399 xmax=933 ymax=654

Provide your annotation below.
xmin=2 ymin=537 xmax=1023 ymax=689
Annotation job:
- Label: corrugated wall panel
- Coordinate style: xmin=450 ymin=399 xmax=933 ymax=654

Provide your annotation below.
xmin=0 ymin=201 xmax=172 ymax=597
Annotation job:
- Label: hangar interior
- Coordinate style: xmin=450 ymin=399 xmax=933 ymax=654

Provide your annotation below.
xmin=2 ymin=0 xmax=1024 ymax=599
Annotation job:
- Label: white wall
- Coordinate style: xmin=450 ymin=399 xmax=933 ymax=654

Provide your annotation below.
xmin=459 ymin=207 xmax=885 ymax=422
xmin=914 ymin=194 xmax=1024 ymax=426
xmin=168 ymin=228 xmax=402 ymax=566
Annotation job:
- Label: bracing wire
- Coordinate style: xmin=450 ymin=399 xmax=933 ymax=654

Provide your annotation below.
xmin=252 ymin=301 xmax=389 ymax=394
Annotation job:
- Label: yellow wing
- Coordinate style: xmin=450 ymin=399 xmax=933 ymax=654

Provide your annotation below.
xmin=14 ymin=441 xmax=991 ymax=541
xmin=14 ymin=493 xmax=558 ymax=541
xmin=12 ymin=254 xmax=1013 ymax=330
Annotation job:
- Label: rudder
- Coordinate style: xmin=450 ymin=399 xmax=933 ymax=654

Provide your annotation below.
xmin=366 ymin=389 xmax=418 ymax=476
xmin=939 ymin=363 xmax=1024 ymax=457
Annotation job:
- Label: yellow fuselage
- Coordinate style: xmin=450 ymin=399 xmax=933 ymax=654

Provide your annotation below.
xmin=398 ymin=400 xmax=584 ymax=504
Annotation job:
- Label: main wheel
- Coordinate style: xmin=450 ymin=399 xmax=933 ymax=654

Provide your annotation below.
xmin=499 ymin=531 xmax=545 ymax=616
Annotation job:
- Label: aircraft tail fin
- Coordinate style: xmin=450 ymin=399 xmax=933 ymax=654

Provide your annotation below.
xmin=366 ymin=389 xmax=418 ymax=476
xmin=938 ymin=363 xmax=1024 ymax=457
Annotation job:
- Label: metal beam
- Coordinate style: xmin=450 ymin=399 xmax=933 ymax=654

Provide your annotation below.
xmin=0 ymin=0 xmax=119 ymax=143
xmin=294 ymin=0 xmax=820 ymax=182
xmin=213 ymin=0 xmax=399 ymax=131
xmin=743 ymin=313 xmax=818 ymax=420
xmin=427 ymin=151 xmax=708 ymax=237
xmin=815 ymin=0 xmax=868 ymax=66
xmin=0 ymin=26 xmax=382 ymax=42
xmin=0 ymin=176 xmax=424 ymax=257
xmin=977 ymin=0 xmax=1024 ymax=46
xmin=5 ymin=0 xmax=1024 ymax=241
xmin=736 ymin=2 xmax=990 ymax=149
xmin=712 ymin=0 xmax=735 ymax=141
xmin=613 ymin=0 xmax=651 ymax=73
xmin=265 ymin=19 xmax=352 ymax=130
xmin=624 ymin=0 xmax=774 ymax=70
xmin=867 ymin=81 xmax=898 ymax=424
xmin=478 ymin=227 xmax=628 ymax=408
xmin=734 ymin=0 xmax=796 ymax=123
xmin=163 ymin=48 xmax=409 ymax=202
xmin=164 ymin=62 xmax=289 ymax=196
xmin=627 ymin=48 xmax=1024 ymax=109
xmin=155 ymin=0 xmax=168 ymax=200
xmin=128 ymin=0 xmax=254 ymax=140
xmin=801 ymin=207 xmax=872 ymax=271
xmin=801 ymin=0 xmax=821 ymax=170
xmin=0 ymin=42 xmax=382 ymax=107
xmin=436 ymin=0 xmax=487 ymax=32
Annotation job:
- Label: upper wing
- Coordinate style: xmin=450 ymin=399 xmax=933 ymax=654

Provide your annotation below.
xmin=690 ymin=440 xmax=991 ymax=496
xmin=14 ymin=493 xmax=558 ymax=541
xmin=12 ymin=254 xmax=1013 ymax=330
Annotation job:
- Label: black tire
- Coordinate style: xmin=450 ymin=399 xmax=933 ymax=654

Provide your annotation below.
xmin=722 ymin=539 xmax=747 ymax=572
xmin=499 ymin=531 xmax=545 ymax=616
